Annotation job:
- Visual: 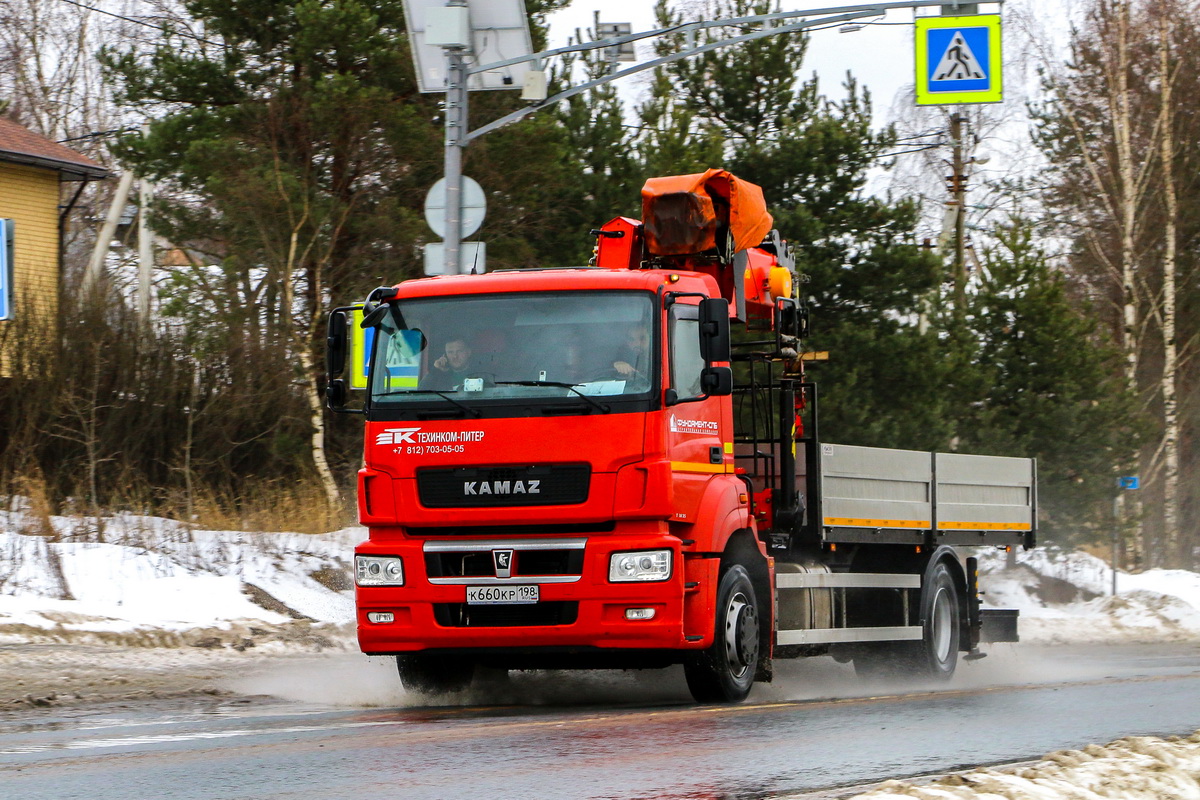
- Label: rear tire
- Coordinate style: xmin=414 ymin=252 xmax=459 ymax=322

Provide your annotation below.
xmin=684 ymin=565 xmax=760 ymax=704
xmin=853 ymin=562 xmax=960 ymax=682
xmin=913 ymin=562 xmax=960 ymax=680
xmin=396 ymin=654 xmax=475 ymax=695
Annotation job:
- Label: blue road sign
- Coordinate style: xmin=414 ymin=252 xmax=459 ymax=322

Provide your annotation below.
xmin=927 ymin=26 xmax=991 ymax=93
xmin=0 ymin=219 xmax=12 ymax=320
xmin=1118 ymin=476 xmax=1140 ymax=490
xmin=915 ymin=15 xmax=1003 ymax=105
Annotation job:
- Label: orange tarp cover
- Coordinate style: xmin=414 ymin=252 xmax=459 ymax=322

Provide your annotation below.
xmin=641 ymin=168 xmax=773 ymax=256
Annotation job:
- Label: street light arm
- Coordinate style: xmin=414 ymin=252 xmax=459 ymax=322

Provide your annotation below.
xmin=466 ymin=9 xmax=883 ymax=142
xmin=465 ymin=0 xmax=1003 ymax=77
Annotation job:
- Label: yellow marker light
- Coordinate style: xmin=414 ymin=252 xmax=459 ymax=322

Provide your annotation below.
xmin=667 ymin=274 xmax=680 ymax=283
xmin=768 ymin=265 xmax=793 ymax=300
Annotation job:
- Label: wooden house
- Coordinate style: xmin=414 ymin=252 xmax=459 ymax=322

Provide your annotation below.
xmin=0 ymin=117 xmax=107 ymax=374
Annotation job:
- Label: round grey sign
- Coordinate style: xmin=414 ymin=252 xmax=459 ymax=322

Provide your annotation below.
xmin=424 ymin=176 xmax=486 ymax=239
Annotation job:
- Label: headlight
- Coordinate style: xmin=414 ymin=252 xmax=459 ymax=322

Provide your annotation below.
xmin=355 ymin=555 xmax=404 ymax=586
xmin=609 ymin=549 xmax=672 ymax=582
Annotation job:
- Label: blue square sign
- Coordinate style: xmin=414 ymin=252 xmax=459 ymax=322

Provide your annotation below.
xmin=926 ymin=26 xmax=991 ymax=93
xmin=915 ymin=15 xmax=1003 ymax=105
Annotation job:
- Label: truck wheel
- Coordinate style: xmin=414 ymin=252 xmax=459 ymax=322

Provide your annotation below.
xmin=396 ymin=654 xmax=474 ymax=695
xmin=684 ymin=565 xmax=760 ymax=703
xmin=914 ymin=561 xmax=960 ymax=680
xmin=853 ymin=562 xmax=960 ymax=681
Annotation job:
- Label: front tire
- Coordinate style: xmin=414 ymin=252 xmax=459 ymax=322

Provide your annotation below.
xmin=684 ymin=565 xmax=760 ymax=703
xmin=396 ymin=654 xmax=475 ymax=695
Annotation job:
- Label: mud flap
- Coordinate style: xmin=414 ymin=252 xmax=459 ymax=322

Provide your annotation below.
xmin=979 ymin=608 xmax=1019 ymax=643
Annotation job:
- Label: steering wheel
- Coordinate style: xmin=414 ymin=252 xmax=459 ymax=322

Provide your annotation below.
xmin=581 ymin=369 xmax=630 ymax=383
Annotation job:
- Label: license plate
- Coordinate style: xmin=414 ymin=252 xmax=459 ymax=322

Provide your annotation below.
xmin=466 ymin=585 xmax=539 ymax=605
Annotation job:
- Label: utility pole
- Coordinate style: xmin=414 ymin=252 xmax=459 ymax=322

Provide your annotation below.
xmin=83 ymin=170 xmax=135 ymax=296
xmin=137 ymin=177 xmax=154 ymax=323
xmin=948 ymin=111 xmax=967 ymax=312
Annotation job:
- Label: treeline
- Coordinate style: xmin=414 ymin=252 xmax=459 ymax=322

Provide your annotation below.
xmin=0 ymin=0 xmax=1180 ymax=563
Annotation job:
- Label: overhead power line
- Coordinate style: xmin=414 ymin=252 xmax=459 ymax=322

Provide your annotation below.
xmin=56 ymin=0 xmax=219 ymax=46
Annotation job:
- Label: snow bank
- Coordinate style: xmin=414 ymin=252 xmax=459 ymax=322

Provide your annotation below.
xmin=850 ymin=731 xmax=1200 ymax=799
xmin=3 ymin=507 xmax=1199 ymax=649
xmin=977 ymin=547 xmax=1200 ymax=643
xmin=0 ymin=510 xmax=361 ymax=644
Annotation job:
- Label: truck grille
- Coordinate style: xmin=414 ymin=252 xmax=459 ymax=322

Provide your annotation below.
xmin=433 ymin=602 xmax=579 ymax=627
xmin=417 ymin=464 xmax=590 ymax=508
xmin=426 ymin=548 xmax=584 ymax=579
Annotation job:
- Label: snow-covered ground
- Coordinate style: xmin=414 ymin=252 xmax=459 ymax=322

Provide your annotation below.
xmin=3 ymin=510 xmax=1200 ymax=797
xmin=975 ymin=546 xmax=1200 ymax=644
xmin=847 ymin=732 xmax=1200 ymax=799
xmin=4 ymin=508 xmax=1199 ymax=647
xmin=0 ymin=509 xmax=359 ymax=649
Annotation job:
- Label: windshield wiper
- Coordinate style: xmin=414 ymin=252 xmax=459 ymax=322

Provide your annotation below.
xmin=496 ymin=381 xmax=611 ymax=414
xmin=375 ymin=388 xmax=480 ymax=417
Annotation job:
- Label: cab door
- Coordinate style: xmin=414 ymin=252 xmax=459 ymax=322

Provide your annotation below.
xmin=665 ymin=301 xmax=731 ymax=522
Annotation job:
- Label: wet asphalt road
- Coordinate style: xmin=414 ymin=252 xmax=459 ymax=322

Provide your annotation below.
xmin=2 ymin=644 xmax=1199 ymax=800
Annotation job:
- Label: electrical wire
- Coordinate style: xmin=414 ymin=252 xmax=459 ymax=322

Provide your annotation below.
xmin=57 ymin=127 xmax=137 ymax=143
xmin=56 ymin=0 xmax=220 ymax=46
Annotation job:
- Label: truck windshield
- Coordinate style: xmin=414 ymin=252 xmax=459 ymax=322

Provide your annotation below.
xmin=368 ymin=291 xmax=656 ymax=406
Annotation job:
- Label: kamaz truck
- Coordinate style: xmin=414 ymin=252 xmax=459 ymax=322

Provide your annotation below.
xmin=325 ymin=169 xmax=1031 ymax=703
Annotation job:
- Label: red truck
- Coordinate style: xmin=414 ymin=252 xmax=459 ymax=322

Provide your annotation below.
xmin=326 ymin=169 xmax=1031 ymax=703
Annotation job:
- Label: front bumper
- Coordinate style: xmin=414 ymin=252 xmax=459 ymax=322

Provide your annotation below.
xmin=355 ymin=531 xmax=702 ymax=654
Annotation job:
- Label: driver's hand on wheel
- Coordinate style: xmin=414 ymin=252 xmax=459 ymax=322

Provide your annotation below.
xmin=613 ymin=361 xmax=638 ymax=377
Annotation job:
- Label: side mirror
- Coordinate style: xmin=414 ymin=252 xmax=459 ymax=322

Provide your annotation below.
xmin=326 ymin=310 xmax=348 ymax=378
xmin=360 ymin=285 xmax=399 ymax=329
xmin=701 ymin=366 xmax=733 ymax=396
xmin=326 ymin=379 xmax=348 ymax=410
xmin=775 ymin=297 xmax=807 ymax=340
xmin=699 ymin=297 xmax=731 ymax=363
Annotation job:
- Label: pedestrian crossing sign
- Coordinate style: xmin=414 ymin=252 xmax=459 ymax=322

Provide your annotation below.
xmin=915 ymin=15 xmax=1002 ymax=105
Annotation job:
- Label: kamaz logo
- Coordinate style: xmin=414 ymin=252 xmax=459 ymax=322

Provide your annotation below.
xmin=375 ymin=427 xmax=420 ymax=445
xmin=463 ymin=480 xmax=541 ymax=496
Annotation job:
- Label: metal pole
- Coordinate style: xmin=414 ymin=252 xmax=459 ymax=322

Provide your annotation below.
xmin=443 ymin=41 xmax=468 ymax=275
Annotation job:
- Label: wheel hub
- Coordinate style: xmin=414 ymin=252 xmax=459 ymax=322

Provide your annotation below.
xmin=724 ymin=592 xmax=759 ymax=677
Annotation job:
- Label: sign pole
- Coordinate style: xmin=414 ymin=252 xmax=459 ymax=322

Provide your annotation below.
xmin=1112 ymin=494 xmax=1120 ymax=596
xmin=442 ymin=6 xmax=468 ymax=276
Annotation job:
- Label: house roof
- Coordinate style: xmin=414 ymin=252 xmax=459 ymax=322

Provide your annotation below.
xmin=0 ymin=117 xmax=108 ymax=180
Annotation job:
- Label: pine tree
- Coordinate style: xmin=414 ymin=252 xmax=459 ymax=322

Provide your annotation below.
xmin=960 ymin=220 xmax=1144 ymax=544
xmin=100 ymin=0 xmax=577 ymax=503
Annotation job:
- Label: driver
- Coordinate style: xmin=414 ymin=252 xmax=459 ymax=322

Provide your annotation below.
xmin=421 ymin=337 xmax=476 ymax=390
xmin=612 ymin=326 xmax=650 ymax=378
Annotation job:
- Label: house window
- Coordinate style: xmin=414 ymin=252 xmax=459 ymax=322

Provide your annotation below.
xmin=0 ymin=218 xmax=12 ymax=321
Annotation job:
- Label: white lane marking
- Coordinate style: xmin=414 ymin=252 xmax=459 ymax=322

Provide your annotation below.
xmin=0 ymin=720 xmax=404 ymax=755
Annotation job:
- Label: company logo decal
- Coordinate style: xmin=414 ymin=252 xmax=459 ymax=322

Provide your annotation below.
xmin=669 ymin=414 xmax=719 ymax=434
xmin=375 ymin=427 xmax=486 ymax=449
xmin=493 ymin=549 xmax=514 ymax=579
xmin=463 ymin=480 xmax=540 ymax=496
xmin=375 ymin=427 xmax=420 ymax=445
